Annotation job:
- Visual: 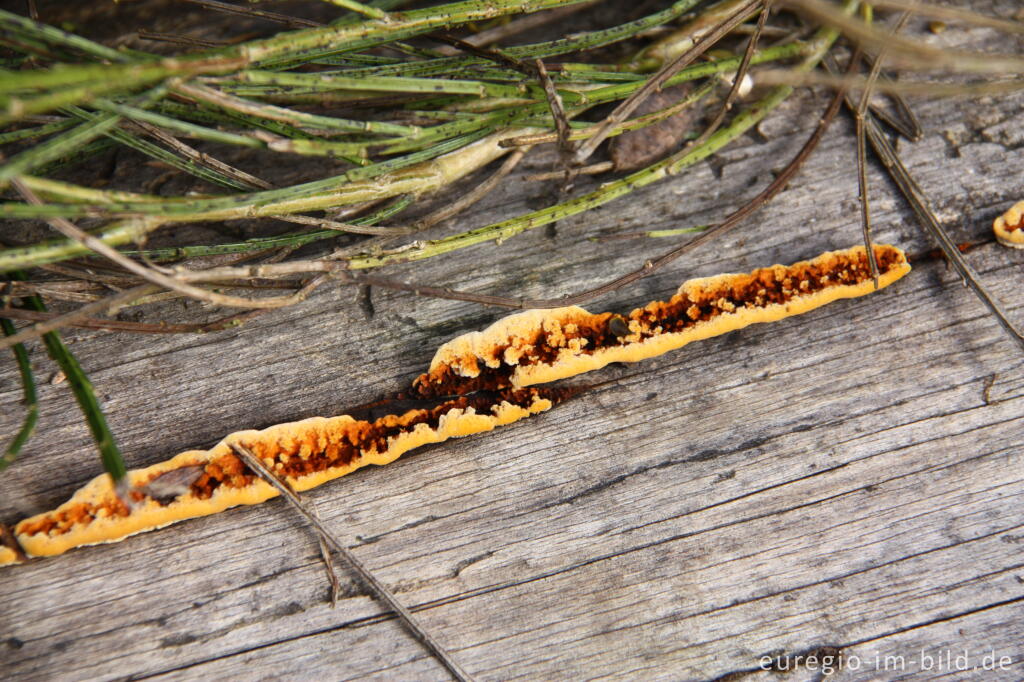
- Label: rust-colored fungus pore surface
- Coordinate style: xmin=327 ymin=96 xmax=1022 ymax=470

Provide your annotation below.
xmin=11 ymin=388 xmax=560 ymax=554
xmin=414 ymin=245 xmax=909 ymax=396
xmin=17 ymin=498 xmax=131 ymax=538
xmin=3 ymin=245 xmax=910 ymax=564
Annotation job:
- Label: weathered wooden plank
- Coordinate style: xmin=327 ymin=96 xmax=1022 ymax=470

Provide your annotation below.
xmin=2 ymin=9 xmax=1023 ymax=681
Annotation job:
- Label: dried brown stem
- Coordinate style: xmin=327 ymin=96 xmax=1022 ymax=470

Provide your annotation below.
xmin=230 ymin=443 xmax=474 ymax=682
xmin=0 ymin=306 xmax=273 ymax=334
xmin=0 ymin=284 xmax=158 ymax=350
xmin=181 ymin=0 xmax=319 ymax=28
xmin=696 ymin=2 xmax=767 ymax=146
xmin=572 ymin=0 xmax=760 ymax=166
xmin=13 ymin=180 xmax=325 ymax=310
xmin=415 ymin=148 xmax=529 ymax=230
xmin=126 ymin=120 xmax=273 ymax=191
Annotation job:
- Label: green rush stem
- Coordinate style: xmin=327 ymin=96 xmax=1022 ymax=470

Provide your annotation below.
xmin=155 ymin=101 xmax=324 ymax=143
xmin=0 ymin=127 xmax=497 ymax=225
xmin=63 ymin=105 xmax=256 ymax=191
xmin=0 ymin=8 xmax=140 ymax=63
xmin=0 ymin=87 xmax=166 ymax=188
xmin=346 ymin=7 xmax=854 ymax=269
xmin=318 ymin=0 xmax=703 ymax=77
xmin=219 ymin=70 xmax=528 ymax=99
xmin=13 ymin=281 xmax=127 ymax=483
xmin=173 ymin=82 xmax=423 ymax=137
xmin=0 ymin=118 xmax=75 ymax=145
xmin=0 ymin=63 xmax=228 ymax=127
xmin=235 ymin=0 xmax=595 ymax=67
xmin=377 ymin=42 xmax=805 ymax=155
xmin=0 ymin=111 xmax=122 ymax=187
xmin=122 ymin=193 xmax=413 ymax=261
xmin=90 ymin=100 xmax=264 ymax=149
xmin=0 ymin=41 xmax=799 ymax=268
xmin=31 ymin=139 xmax=119 ymax=177
xmin=0 ymin=316 xmax=38 ymax=471
xmin=2 ymin=0 xmax=594 ymax=117
xmin=0 ymin=0 xmax=802 ymax=273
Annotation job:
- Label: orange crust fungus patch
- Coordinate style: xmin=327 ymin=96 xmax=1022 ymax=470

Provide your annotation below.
xmin=2 ymin=244 xmax=912 ymax=566
xmin=993 ymin=200 xmax=1024 ymax=249
xmin=413 ymin=244 xmax=910 ymax=396
xmin=11 ymin=389 xmax=558 ymax=559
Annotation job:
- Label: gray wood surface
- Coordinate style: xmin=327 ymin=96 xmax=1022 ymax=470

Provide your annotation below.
xmin=2 ymin=7 xmax=1023 ymax=681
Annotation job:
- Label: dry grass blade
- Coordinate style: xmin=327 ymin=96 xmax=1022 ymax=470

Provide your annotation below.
xmin=859 ymin=112 xmax=1024 ymax=353
xmin=780 ymin=0 xmax=1024 ymax=73
xmin=853 ymin=7 xmax=917 ymax=289
xmin=12 ymin=180 xmax=328 ymax=310
xmin=861 ymin=0 xmax=1024 ymax=34
xmin=572 ymin=0 xmax=760 ymax=165
xmin=230 ymin=442 xmax=474 ymax=682
xmin=0 ymin=284 xmax=158 ymax=351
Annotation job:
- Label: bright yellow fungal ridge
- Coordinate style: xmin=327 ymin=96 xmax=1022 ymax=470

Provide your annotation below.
xmin=424 ymin=245 xmax=911 ymax=390
xmin=3 ymin=395 xmax=552 ymax=563
xmin=1 ymin=244 xmax=913 ymax=567
xmin=0 ymin=546 xmax=18 ymax=565
xmin=993 ymin=200 xmax=1024 ymax=249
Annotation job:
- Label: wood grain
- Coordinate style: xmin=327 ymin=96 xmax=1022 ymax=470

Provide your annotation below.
xmin=1 ymin=7 xmax=1023 ymax=681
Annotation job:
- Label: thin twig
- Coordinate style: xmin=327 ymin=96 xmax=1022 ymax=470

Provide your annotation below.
xmin=534 ymin=58 xmax=574 ymax=190
xmin=181 ymin=0 xmax=319 ymax=28
xmin=230 ymin=443 xmax=473 ymax=682
xmin=275 ymin=213 xmax=416 ymax=237
xmin=13 ymin=180 xmax=326 ymax=310
xmin=0 ymin=307 xmax=271 ymax=334
xmin=317 ymin=528 xmax=342 ymax=607
xmin=136 ymin=31 xmax=227 ymax=49
xmin=415 ymin=148 xmax=529 ymax=229
xmin=854 ymin=9 xmax=916 ymax=288
xmin=696 ymin=1 xmax=767 ymax=145
xmin=525 ymin=161 xmax=612 ymax=182
xmin=854 ymin=101 xmax=1024 ymax=352
xmin=433 ymin=33 xmax=536 ymax=75
xmin=572 ymin=0 xmax=759 ymax=166
xmin=0 ymin=284 xmax=157 ymax=351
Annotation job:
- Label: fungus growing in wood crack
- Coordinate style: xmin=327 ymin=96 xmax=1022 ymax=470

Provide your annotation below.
xmin=7 ymin=389 xmax=561 ymax=559
xmin=0 ymin=244 xmax=910 ymax=565
xmin=993 ymin=200 xmax=1024 ymax=249
xmin=413 ymin=245 xmax=910 ymax=397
